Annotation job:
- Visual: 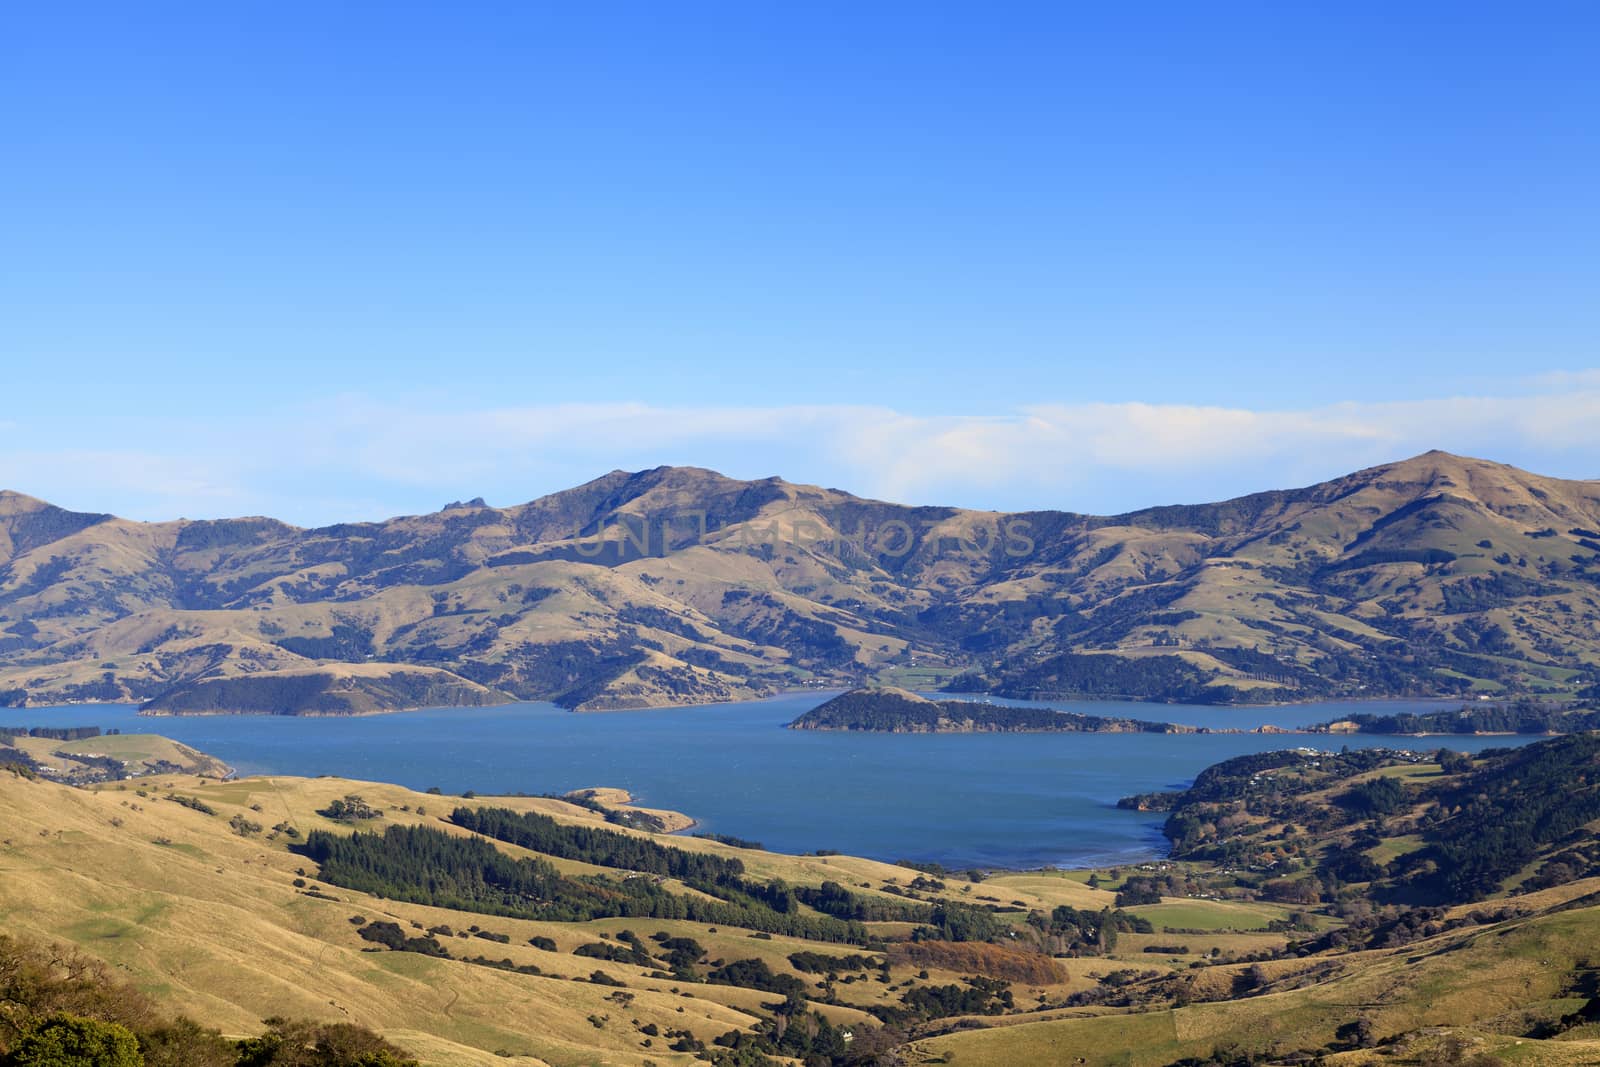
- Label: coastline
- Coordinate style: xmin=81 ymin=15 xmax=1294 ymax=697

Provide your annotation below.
xmin=789 ymin=723 xmax=1542 ymax=737
xmin=564 ymin=785 xmax=1160 ymax=874
xmin=19 ymin=698 xmax=1536 ymax=873
xmin=564 ymin=786 xmax=698 ymax=834
xmin=4 ymin=687 xmax=1493 ymax=719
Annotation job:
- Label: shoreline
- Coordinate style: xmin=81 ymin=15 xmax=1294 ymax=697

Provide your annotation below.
xmin=563 ymin=786 xmax=698 ymax=834
xmin=789 ymin=724 xmax=1545 ymax=737
xmin=548 ymin=784 xmax=1155 ymax=875
xmin=10 ymin=688 xmax=1494 ymax=720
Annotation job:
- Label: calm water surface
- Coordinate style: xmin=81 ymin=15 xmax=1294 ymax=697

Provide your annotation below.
xmin=13 ymin=694 xmax=1530 ymax=870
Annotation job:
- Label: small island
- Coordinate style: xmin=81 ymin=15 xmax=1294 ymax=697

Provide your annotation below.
xmin=786 ymin=687 xmax=1204 ymax=733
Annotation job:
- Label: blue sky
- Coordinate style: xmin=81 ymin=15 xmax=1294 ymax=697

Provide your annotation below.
xmin=3 ymin=2 xmax=1598 ymax=524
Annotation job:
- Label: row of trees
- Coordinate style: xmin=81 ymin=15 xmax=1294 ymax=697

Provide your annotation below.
xmin=0 ymin=726 xmax=105 ymax=741
xmin=450 ymin=805 xmax=743 ymax=882
xmin=449 ymin=805 xmax=941 ymax=937
xmin=302 ymin=824 xmax=869 ymax=943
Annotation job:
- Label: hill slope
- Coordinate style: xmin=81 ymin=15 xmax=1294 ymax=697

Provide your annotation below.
xmin=12 ymin=743 xmax=1600 ymax=1065
xmin=3 ymin=452 xmax=1600 ymax=713
xmin=0 ymin=763 xmax=1135 ymax=1065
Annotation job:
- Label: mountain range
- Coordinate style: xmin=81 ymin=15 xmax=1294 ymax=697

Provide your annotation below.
xmin=2 ymin=450 xmax=1599 ymax=713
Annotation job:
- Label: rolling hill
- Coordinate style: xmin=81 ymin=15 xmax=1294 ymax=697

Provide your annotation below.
xmin=2 ymin=451 xmax=1599 ymax=713
xmin=12 ymin=739 xmax=1600 ymax=1065
xmin=0 ymin=727 xmax=232 ymax=782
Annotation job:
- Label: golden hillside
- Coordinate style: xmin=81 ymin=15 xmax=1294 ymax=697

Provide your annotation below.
xmin=8 ymin=750 xmax=1600 ymax=1065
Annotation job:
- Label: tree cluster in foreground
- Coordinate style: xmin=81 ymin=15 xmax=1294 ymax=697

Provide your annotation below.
xmin=0 ymin=933 xmax=416 ymax=1066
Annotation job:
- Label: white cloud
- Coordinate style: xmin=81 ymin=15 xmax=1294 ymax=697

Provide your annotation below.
xmin=3 ymin=384 xmax=1598 ymax=523
xmin=814 ymin=391 xmax=1600 ymax=501
xmin=0 ymin=447 xmax=248 ymax=517
xmin=1526 ymin=369 xmax=1600 ymax=390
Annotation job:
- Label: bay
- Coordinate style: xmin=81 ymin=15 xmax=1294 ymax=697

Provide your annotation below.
xmin=9 ymin=694 xmax=1530 ymax=871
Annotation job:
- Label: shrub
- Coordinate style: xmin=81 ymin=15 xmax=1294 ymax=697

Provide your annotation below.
xmin=229 ymin=814 xmax=263 ymax=837
xmin=318 ymin=795 xmax=382 ymax=821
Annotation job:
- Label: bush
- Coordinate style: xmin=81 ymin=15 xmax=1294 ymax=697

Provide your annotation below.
xmin=229 ymin=814 xmax=263 ymax=837
xmin=234 ymin=1017 xmax=418 ymax=1065
xmin=165 ymin=795 xmax=217 ymax=816
xmin=138 ymin=1016 xmax=237 ymax=1066
xmin=318 ymin=796 xmax=382 ymax=821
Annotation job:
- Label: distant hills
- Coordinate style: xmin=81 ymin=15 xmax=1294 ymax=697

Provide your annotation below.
xmin=790 ymin=688 xmax=1600 ymax=738
xmin=3 ymin=451 xmax=1600 ymax=714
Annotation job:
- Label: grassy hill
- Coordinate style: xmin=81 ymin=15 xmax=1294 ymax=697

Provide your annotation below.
xmin=1120 ymin=730 xmax=1600 ymax=919
xmin=12 ymin=737 xmax=1600 ymax=1064
xmin=0 ymin=762 xmax=1137 ymax=1065
xmin=915 ymin=901 xmax=1600 ymax=1066
xmin=0 ymin=728 xmax=232 ymax=782
xmin=3 ymin=451 xmax=1600 ymax=713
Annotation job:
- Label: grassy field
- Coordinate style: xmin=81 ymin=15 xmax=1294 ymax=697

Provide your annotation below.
xmin=9 ymin=752 xmax=1600 ymax=1066
xmin=975 ymin=870 xmax=1125 ymax=910
xmin=873 ymin=665 xmax=964 ymax=690
xmin=1365 ymin=833 xmax=1427 ymax=865
xmin=1124 ymin=898 xmax=1293 ymax=933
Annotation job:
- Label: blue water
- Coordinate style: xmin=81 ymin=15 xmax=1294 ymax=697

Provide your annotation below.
xmin=9 ymin=694 xmax=1531 ymax=870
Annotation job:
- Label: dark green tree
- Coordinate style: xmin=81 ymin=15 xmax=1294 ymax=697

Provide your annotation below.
xmin=5 ymin=1014 xmax=143 ymax=1067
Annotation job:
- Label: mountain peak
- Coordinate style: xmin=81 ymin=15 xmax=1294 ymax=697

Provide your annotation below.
xmin=0 ymin=493 xmax=116 ymax=564
xmin=1379 ymin=449 xmax=1493 ymax=473
xmin=0 ymin=489 xmax=56 ymax=514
